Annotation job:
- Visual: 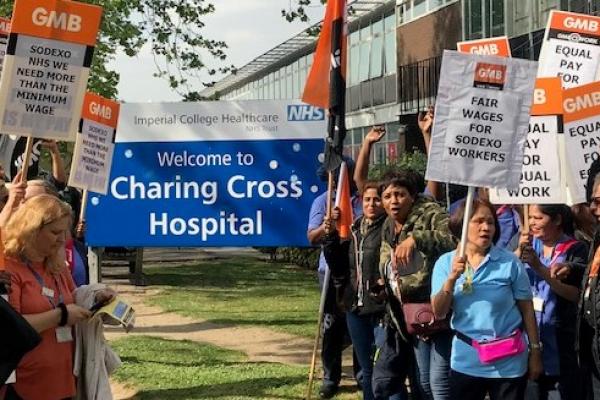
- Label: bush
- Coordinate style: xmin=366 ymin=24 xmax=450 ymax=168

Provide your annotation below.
xmin=368 ymin=149 xmax=427 ymax=181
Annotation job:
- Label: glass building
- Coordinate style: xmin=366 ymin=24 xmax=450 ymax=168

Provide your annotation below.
xmin=202 ymin=0 xmax=599 ymax=165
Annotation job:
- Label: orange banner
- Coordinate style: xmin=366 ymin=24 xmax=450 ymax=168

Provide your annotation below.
xmin=549 ymin=10 xmax=600 ymax=37
xmin=0 ymin=17 xmax=10 ymax=36
xmin=10 ymin=0 xmax=102 ymax=46
xmin=81 ymin=92 xmax=120 ymax=128
xmin=531 ymin=78 xmax=563 ymax=116
xmin=563 ymin=81 xmax=600 ymax=123
xmin=457 ymin=36 xmax=511 ymax=57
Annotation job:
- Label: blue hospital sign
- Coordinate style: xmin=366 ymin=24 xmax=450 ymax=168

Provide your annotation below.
xmin=85 ymin=100 xmax=326 ymax=247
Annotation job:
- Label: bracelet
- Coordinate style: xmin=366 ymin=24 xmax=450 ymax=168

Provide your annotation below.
xmin=57 ymin=302 xmax=68 ymax=327
xmin=529 ymin=342 xmax=543 ymax=351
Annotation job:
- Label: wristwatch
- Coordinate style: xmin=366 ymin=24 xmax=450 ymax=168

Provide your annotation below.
xmin=529 ymin=342 xmax=543 ymax=351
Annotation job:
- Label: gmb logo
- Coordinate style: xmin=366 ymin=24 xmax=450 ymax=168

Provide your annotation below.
xmin=287 ymin=105 xmax=325 ymax=121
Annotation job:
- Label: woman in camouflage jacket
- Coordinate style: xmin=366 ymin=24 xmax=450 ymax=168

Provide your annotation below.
xmin=379 ymin=170 xmax=456 ymax=400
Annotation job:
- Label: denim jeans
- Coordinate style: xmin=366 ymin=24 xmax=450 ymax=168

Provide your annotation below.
xmin=346 ymin=311 xmax=405 ymax=400
xmin=413 ymin=331 xmax=452 ymax=400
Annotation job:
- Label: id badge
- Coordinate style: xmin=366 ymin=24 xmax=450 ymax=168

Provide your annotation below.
xmin=56 ymin=326 xmax=73 ymax=343
xmin=533 ymin=296 xmax=544 ymax=312
xmin=42 ymin=286 xmax=55 ymax=298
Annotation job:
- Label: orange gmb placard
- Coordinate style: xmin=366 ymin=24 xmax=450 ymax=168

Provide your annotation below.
xmin=457 ymin=36 xmax=511 ymax=57
xmin=531 ymin=77 xmax=563 ymax=116
xmin=81 ymin=92 xmax=120 ymax=129
xmin=563 ymin=81 xmax=600 ymax=123
xmin=549 ymin=10 xmax=600 ymax=37
xmin=10 ymin=0 xmax=102 ymax=46
xmin=0 ymin=17 xmax=11 ymax=36
xmin=474 ymin=63 xmax=507 ymax=85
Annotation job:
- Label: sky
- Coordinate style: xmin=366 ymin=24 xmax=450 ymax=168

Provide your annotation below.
xmin=111 ymin=1 xmax=324 ymax=103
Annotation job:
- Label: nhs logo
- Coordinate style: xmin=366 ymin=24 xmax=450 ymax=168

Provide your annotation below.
xmin=287 ymin=105 xmax=325 ymax=121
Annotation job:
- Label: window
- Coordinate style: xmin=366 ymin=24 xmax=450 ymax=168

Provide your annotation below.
xmin=274 ymin=79 xmax=281 ymax=100
xmin=568 ymin=0 xmax=587 ymax=13
xmin=292 ymin=62 xmax=300 ymax=99
xmin=359 ymin=41 xmax=371 ymax=82
xmin=384 ymin=32 xmax=396 ymax=75
xmin=468 ymin=0 xmax=484 ymax=39
xmin=360 ymin=25 xmax=371 ymax=41
xmin=370 ymin=31 xmax=384 ymax=79
xmin=429 ymin=0 xmax=444 ymax=9
xmin=384 ymin=13 xmax=396 ymax=31
xmin=400 ymin=2 xmax=412 ymax=24
xmin=512 ymin=0 xmax=531 ymax=37
xmin=490 ymin=0 xmax=504 ymax=36
xmin=413 ymin=0 xmax=428 ymax=17
xmin=349 ymin=45 xmax=360 ymax=85
xmin=350 ymin=30 xmax=360 ymax=46
xmin=538 ymin=1 xmax=560 ymax=31
xmin=352 ymin=129 xmax=363 ymax=146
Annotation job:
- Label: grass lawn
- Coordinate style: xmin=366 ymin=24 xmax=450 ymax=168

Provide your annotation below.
xmin=143 ymin=256 xmax=322 ymax=338
xmin=112 ymin=335 xmax=358 ymax=400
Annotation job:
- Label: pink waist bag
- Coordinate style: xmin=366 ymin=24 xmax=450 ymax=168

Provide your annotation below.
xmin=471 ymin=330 xmax=526 ymax=364
xmin=458 ymin=329 xmax=526 ymax=364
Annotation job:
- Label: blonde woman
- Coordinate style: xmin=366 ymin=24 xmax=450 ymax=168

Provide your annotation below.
xmin=3 ymin=195 xmax=113 ymax=400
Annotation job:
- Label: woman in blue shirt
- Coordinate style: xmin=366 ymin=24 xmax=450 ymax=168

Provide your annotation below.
xmin=518 ymin=204 xmax=588 ymax=400
xmin=431 ymin=199 xmax=542 ymax=400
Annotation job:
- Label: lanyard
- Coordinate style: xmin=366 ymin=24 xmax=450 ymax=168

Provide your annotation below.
xmin=26 ymin=262 xmax=63 ymax=308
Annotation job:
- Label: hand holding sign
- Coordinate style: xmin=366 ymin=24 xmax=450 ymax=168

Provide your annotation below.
xmin=418 ymin=107 xmax=434 ymax=135
xmin=7 ymin=171 xmax=26 ymax=206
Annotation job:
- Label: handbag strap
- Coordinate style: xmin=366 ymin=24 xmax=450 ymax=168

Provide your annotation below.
xmin=454 ymin=330 xmax=474 ymax=346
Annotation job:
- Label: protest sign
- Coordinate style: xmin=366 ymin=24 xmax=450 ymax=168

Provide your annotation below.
xmin=490 ymin=78 xmax=566 ymax=204
xmin=69 ymin=93 xmax=119 ymax=194
xmin=85 ymin=100 xmax=327 ymax=247
xmin=538 ymin=10 xmax=600 ymax=88
xmin=562 ymin=81 xmax=600 ymax=204
xmin=425 ymin=50 xmax=537 ymax=189
xmin=457 ymin=36 xmax=511 ymax=57
xmin=0 ymin=0 xmax=102 ymax=141
xmin=0 ymin=17 xmax=9 ymax=76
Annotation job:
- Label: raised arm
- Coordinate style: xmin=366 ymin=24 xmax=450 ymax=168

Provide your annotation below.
xmin=43 ymin=140 xmax=67 ymax=189
xmin=418 ymin=107 xmax=443 ymax=201
xmin=354 ymin=126 xmax=385 ymax=194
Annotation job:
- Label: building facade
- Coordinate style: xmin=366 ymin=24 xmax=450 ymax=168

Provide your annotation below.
xmin=201 ymin=0 xmax=600 ymax=165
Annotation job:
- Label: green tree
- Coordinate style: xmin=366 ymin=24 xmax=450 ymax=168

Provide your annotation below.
xmin=0 ymin=1 xmax=235 ymax=100
xmin=368 ymin=150 xmax=428 ymax=181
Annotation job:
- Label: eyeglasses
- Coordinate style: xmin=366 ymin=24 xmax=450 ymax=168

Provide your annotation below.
xmin=590 ymin=197 xmax=600 ymax=208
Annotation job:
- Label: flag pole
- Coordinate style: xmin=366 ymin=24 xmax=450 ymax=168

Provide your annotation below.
xmin=459 ymin=186 xmax=475 ymax=258
xmin=79 ymin=189 xmax=89 ymax=226
xmin=20 ymin=137 xmax=34 ymax=184
xmin=305 ymin=171 xmax=335 ymax=400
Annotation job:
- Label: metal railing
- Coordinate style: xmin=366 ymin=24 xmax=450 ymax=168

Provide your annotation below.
xmin=398 ymin=56 xmax=442 ymax=113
